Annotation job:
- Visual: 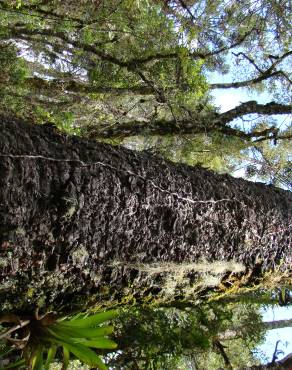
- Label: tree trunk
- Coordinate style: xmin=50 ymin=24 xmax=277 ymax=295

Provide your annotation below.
xmin=0 ymin=116 xmax=291 ymax=313
xmin=219 ymin=319 xmax=292 ymax=341
xmin=241 ymin=352 xmax=292 ymax=369
xmin=263 ymin=318 xmax=292 ymax=330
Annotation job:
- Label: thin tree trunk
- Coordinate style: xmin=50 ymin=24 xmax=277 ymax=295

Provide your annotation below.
xmin=263 ymin=319 xmax=292 ymax=330
xmin=0 ymin=116 xmax=291 ymax=313
xmin=240 ymin=352 xmax=292 ymax=369
xmin=219 ymin=319 xmax=292 ymax=341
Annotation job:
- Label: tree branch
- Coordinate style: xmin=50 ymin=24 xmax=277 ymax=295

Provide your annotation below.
xmin=233 ymin=51 xmax=264 ymax=73
xmin=25 ymin=76 xmax=152 ymax=96
xmin=211 ymin=50 xmax=292 ymax=89
xmin=85 ymin=101 xmax=292 ymax=142
xmin=210 ymin=70 xmax=287 ymax=89
xmin=218 ymin=101 xmax=292 ymax=125
xmin=6 ymin=21 xmax=257 ymax=69
xmin=9 ymin=26 xmax=130 ymax=68
xmin=213 ymin=339 xmax=233 ymax=369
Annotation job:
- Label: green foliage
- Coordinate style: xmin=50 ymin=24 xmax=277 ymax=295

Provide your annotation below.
xmin=0 ymin=0 xmax=290 ymax=184
xmin=109 ymin=307 xmax=210 ymax=369
xmin=126 ymin=132 xmax=247 ymax=173
xmin=0 ymin=45 xmax=28 ymax=84
xmin=244 ymin=126 xmax=292 ymax=189
xmin=0 ymin=310 xmax=117 ymax=370
xmin=108 ymin=300 xmax=266 ymax=369
xmin=0 ymin=0 xmax=208 ymax=132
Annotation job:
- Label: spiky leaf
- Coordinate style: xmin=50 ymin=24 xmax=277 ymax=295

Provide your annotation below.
xmin=60 ymin=310 xmax=118 ymax=328
xmin=75 ymin=337 xmax=117 ymax=349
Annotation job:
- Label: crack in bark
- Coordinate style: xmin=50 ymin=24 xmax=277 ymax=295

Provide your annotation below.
xmin=0 ymin=153 xmax=240 ymax=207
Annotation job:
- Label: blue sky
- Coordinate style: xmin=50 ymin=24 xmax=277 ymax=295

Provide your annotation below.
xmin=258 ymin=306 xmax=292 ymax=363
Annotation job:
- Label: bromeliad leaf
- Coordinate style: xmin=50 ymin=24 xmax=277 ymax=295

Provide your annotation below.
xmin=60 ymin=310 xmax=118 ymax=328
xmin=44 ymin=345 xmax=57 ymax=370
xmin=30 ymin=348 xmax=44 ymax=370
xmin=0 ymin=309 xmax=118 ymax=370
xmin=60 ymin=341 xmax=103 ymax=368
xmin=49 ymin=324 xmax=114 ymax=339
xmin=62 ymin=346 xmax=70 ymax=370
xmin=75 ymin=337 xmax=118 ymax=349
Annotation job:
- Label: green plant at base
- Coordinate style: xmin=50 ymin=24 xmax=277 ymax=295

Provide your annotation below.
xmin=0 ymin=309 xmax=118 ymax=370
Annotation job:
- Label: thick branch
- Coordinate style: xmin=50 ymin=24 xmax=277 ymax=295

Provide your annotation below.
xmin=9 ymin=26 xmax=130 ymax=68
xmin=6 ymin=23 xmax=257 ymax=70
xmin=213 ymin=339 xmax=233 ymax=369
xmin=211 ymin=50 xmax=292 ymax=89
xmin=219 ymin=101 xmax=292 ymax=125
xmin=0 ymin=0 xmax=86 ymax=25
xmin=219 ymin=319 xmax=292 ymax=341
xmin=86 ymin=101 xmax=292 ymax=141
xmin=263 ymin=318 xmax=292 ymax=331
xmin=210 ymin=71 xmax=288 ymax=89
xmin=240 ymin=352 xmax=292 ymax=369
xmin=25 ymin=77 xmax=152 ymax=96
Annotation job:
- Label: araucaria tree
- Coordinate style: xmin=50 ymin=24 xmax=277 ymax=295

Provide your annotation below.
xmin=0 ymin=116 xmax=291 ymax=311
xmin=0 ymin=0 xmax=291 ymax=311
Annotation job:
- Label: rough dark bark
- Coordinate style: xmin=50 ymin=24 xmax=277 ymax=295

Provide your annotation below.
xmin=0 ymin=116 xmax=291 ymax=314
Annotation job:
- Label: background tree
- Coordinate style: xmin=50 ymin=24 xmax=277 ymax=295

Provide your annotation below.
xmin=108 ymin=301 xmax=266 ymax=369
xmin=0 ymin=0 xmax=290 ymax=171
